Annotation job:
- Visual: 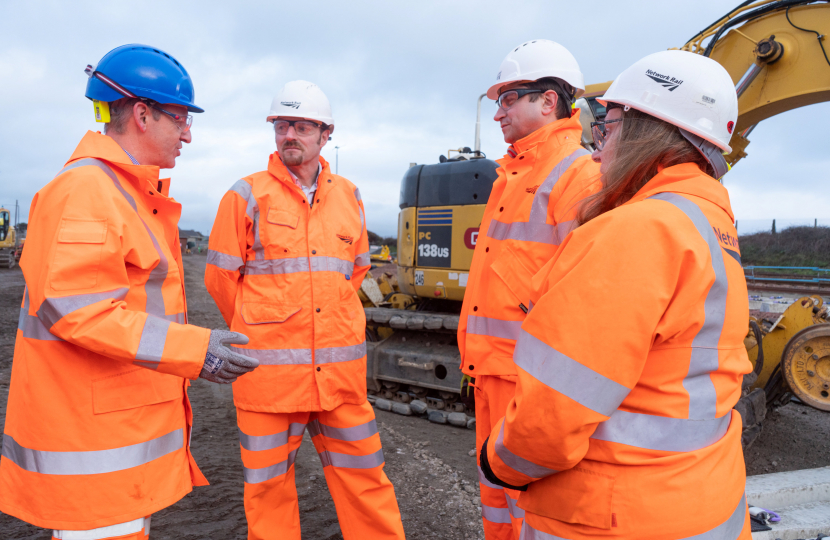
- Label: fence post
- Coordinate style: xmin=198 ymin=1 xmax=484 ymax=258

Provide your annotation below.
xmin=772 ymin=219 xmax=776 ymax=234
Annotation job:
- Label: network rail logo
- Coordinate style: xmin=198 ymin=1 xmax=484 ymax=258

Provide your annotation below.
xmin=645 ymin=69 xmax=684 ymax=91
xmin=281 ymin=101 xmax=301 ymax=109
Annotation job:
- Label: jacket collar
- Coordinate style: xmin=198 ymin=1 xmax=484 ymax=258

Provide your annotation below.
xmin=625 ymin=162 xmax=735 ymax=221
xmin=67 ymin=131 xmax=171 ymax=197
xmin=508 ymin=109 xmax=585 ymax=157
xmin=267 ymin=152 xmax=333 ymax=191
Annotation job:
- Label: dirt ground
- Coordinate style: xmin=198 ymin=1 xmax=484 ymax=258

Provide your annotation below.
xmin=0 ymin=256 xmax=828 ymax=538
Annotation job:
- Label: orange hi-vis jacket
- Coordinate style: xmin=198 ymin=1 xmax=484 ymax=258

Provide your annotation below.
xmin=205 ymin=153 xmax=370 ymax=413
xmin=0 ymin=131 xmax=210 ymax=531
xmin=458 ymin=112 xmax=600 ymax=378
xmin=484 ymin=163 xmax=752 ymax=539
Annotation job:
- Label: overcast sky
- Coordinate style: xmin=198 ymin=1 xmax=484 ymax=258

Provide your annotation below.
xmin=2 ymin=0 xmax=827 ymax=237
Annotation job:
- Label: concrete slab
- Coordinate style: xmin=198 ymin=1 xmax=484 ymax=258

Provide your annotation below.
xmin=748 ymin=466 xmax=830 ymax=539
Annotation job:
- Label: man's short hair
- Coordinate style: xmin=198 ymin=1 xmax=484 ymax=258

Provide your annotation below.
xmin=104 ymin=98 xmax=161 ymax=135
xmin=523 ymin=77 xmax=574 ymax=119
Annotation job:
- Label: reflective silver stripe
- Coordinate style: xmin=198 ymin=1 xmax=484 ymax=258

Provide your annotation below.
xmin=308 ymin=419 xmax=378 ymax=442
xmin=482 ymin=504 xmax=512 ymax=524
xmin=507 ymin=495 xmax=525 ymax=519
xmin=467 ymin=315 xmax=522 ymax=341
xmin=53 ymin=516 xmax=147 ymax=539
xmin=487 ymin=220 xmax=558 ymax=245
xmin=315 ymin=341 xmax=366 ymax=365
xmin=354 ymin=188 xmax=365 ymax=231
xmin=649 ymin=193 xmax=728 ymax=420
xmin=207 ymin=249 xmax=244 ymax=272
xmin=478 ymin=464 xmax=503 ymax=490
xmin=57 ymin=159 xmax=169 ymax=318
xmin=239 ymin=423 xmax=306 ymax=451
xmin=679 ymin=493 xmax=746 ymax=540
xmin=591 ymin=410 xmax=732 ymax=452
xmin=355 ymin=251 xmax=370 ymax=267
xmin=514 ymin=329 xmax=630 ymax=417
xmin=252 ymin=210 xmax=264 ymax=260
xmin=37 ymin=288 xmax=130 ymax=329
xmin=18 ymin=287 xmax=61 ymax=341
xmin=528 ymin=148 xmax=590 ymax=222
xmin=494 ymin=421 xmax=557 ymax=479
xmin=231 ymin=346 xmax=312 ymax=365
xmin=310 ymin=256 xmax=354 ymax=276
xmin=318 ymin=448 xmax=384 ymax=469
xmin=244 ymin=256 xmax=354 ymax=277
xmin=243 ymin=448 xmax=299 ymax=484
xmin=2 ymin=428 xmax=183 ymax=475
xmin=229 ymin=179 xmax=255 ymax=219
xmin=134 ymin=315 xmax=171 ymax=369
xmin=160 ymin=312 xmax=185 ymax=324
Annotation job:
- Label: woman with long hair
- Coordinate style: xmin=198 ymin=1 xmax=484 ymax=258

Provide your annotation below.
xmin=479 ymin=50 xmax=752 ymax=539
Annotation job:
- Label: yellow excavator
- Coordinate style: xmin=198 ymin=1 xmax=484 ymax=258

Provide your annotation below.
xmin=362 ymin=0 xmax=830 ymax=436
xmin=0 ymin=206 xmax=18 ymax=269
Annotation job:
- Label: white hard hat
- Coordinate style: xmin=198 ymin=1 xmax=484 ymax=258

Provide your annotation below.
xmin=267 ymin=80 xmax=334 ymax=130
xmin=599 ymin=50 xmax=738 ymax=153
xmin=487 ymin=40 xmax=585 ymax=100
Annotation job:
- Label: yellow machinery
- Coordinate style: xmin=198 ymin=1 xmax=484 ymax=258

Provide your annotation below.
xmin=369 ymin=245 xmax=393 ymax=264
xmin=0 ymin=207 xmax=17 ymax=269
xmin=363 ymin=0 xmax=830 ymax=420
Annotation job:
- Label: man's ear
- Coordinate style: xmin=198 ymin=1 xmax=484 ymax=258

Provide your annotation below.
xmin=541 ymin=90 xmax=559 ymax=118
xmin=134 ymin=101 xmax=150 ymax=133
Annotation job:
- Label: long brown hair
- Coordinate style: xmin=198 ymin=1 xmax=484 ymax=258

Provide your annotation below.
xmin=577 ymin=108 xmax=713 ymax=225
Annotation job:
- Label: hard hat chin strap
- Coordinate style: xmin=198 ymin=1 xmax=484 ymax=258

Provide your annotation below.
xmin=679 ymin=128 xmax=730 ymax=180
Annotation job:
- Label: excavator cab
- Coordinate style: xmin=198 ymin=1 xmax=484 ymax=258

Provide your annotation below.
xmin=0 ymin=209 xmax=9 ymax=242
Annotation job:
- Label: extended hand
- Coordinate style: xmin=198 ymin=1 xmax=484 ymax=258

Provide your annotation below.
xmin=199 ymin=330 xmax=259 ymax=384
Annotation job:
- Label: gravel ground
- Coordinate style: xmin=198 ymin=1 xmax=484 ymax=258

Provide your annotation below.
xmin=0 ymin=256 xmax=828 ymax=538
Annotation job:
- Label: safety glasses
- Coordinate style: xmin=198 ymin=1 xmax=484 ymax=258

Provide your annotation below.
xmin=495 ymin=88 xmax=543 ymax=110
xmin=84 ymin=65 xmax=193 ymax=132
xmin=272 ymin=119 xmax=323 ymax=136
xmin=590 ymin=118 xmax=623 ymax=150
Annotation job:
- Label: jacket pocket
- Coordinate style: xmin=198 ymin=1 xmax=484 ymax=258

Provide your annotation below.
xmin=519 ymin=467 xmax=615 ymax=530
xmin=93 ymin=367 xmax=182 ymax=414
xmin=241 ymin=302 xmax=301 ymax=324
xmin=49 ymin=218 xmax=108 ymax=291
xmin=266 ymin=207 xmax=299 ymax=229
xmin=490 ymin=244 xmax=534 ymax=307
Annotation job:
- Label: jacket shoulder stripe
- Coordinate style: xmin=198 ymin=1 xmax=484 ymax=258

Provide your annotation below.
xmin=514 ymin=329 xmax=630 ymax=417
xmin=647 ymin=193 xmax=728 ymax=420
xmin=528 ymin=148 xmax=591 ymax=223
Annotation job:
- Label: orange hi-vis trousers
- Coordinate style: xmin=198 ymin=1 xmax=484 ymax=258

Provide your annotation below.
xmin=476 ymin=376 xmax=522 ymax=540
xmin=237 ymin=400 xmax=405 ymax=540
xmin=52 ymin=516 xmax=150 ymax=539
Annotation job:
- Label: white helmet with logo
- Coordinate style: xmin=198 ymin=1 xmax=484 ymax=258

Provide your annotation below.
xmin=599 ymin=50 xmax=737 ymax=159
xmin=486 ymin=39 xmax=585 ymax=100
xmin=267 ymin=80 xmax=334 ymax=132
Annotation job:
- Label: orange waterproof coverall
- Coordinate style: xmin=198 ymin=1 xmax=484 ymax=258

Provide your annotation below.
xmin=0 ymin=131 xmax=210 ymax=532
xmin=456 ymin=112 xmax=600 ymax=539
xmin=482 ymin=163 xmax=752 ymax=539
xmin=205 ymin=153 xmax=404 ymax=539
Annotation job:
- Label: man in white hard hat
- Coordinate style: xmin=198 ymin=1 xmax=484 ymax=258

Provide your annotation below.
xmin=456 ymin=40 xmax=602 ymax=540
xmin=205 ymin=81 xmax=405 ymax=540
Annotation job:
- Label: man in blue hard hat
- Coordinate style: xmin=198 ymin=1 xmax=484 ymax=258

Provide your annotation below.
xmin=0 ymin=44 xmax=259 ymax=539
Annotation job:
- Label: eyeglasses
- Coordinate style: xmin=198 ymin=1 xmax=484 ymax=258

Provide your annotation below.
xmin=495 ymin=89 xmax=543 ymax=110
xmin=590 ymin=118 xmax=623 ymax=150
xmin=272 ymin=119 xmax=323 ymax=136
xmin=151 ymin=104 xmax=193 ymax=132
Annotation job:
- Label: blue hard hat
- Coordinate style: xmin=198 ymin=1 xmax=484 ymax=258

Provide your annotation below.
xmin=85 ymin=44 xmax=204 ymax=113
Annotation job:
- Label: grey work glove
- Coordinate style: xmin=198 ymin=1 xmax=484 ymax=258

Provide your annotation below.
xmin=199 ymin=330 xmax=259 ymax=384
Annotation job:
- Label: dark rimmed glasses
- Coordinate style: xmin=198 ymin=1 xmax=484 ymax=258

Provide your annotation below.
xmin=590 ymin=118 xmax=623 ymax=150
xmin=495 ymin=88 xmax=543 ymax=110
xmin=272 ymin=119 xmax=324 ymax=136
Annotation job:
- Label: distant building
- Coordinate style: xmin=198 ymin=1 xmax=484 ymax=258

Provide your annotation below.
xmin=178 ymin=228 xmax=208 ymax=253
